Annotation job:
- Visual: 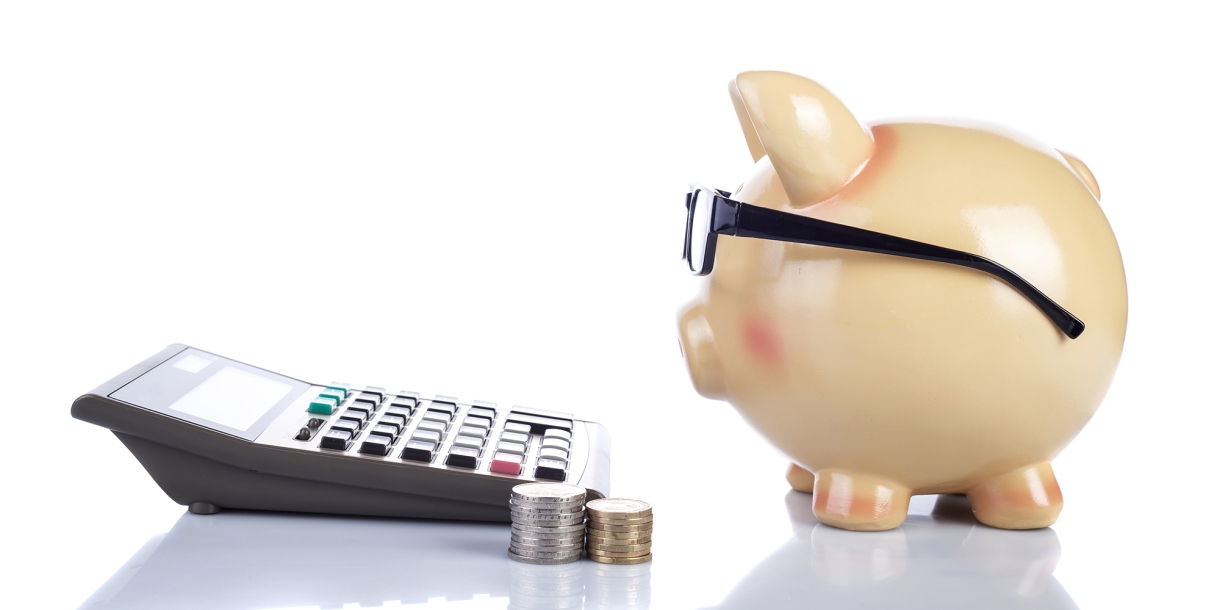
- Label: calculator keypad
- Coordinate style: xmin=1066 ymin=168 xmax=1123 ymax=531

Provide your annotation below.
xmin=304 ymin=386 xmax=578 ymax=482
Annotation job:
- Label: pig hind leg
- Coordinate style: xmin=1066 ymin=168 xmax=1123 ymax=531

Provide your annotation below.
xmin=811 ymin=470 xmax=911 ymax=531
xmin=786 ymin=463 xmax=815 ymax=493
xmin=967 ymin=463 xmax=1063 ymax=529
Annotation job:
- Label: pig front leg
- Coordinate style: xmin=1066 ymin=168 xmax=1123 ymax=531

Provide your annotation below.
xmin=811 ymin=470 xmax=911 ymax=531
xmin=967 ymin=463 xmax=1063 ymax=529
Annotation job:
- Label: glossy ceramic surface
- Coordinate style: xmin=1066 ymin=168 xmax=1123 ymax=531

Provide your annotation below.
xmin=679 ymin=71 xmax=1127 ymax=531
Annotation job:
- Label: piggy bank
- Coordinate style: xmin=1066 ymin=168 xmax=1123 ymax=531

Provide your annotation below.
xmin=678 ymin=71 xmax=1127 ymax=531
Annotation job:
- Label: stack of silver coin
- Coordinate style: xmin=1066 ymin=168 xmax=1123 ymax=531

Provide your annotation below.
xmin=584 ymin=498 xmax=653 ymax=564
xmin=509 ymin=483 xmax=587 ymax=564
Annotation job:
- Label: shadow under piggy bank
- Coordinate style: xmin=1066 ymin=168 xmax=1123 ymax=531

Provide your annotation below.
xmin=707 ymin=492 xmax=1077 ymax=610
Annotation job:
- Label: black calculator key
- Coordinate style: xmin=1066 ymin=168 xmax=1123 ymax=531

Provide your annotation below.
xmin=500 ymin=431 xmax=530 ymax=444
xmin=539 ymin=447 xmax=568 ymax=461
xmin=534 ymin=458 xmax=567 ymax=481
xmin=468 ymin=407 xmax=496 ymax=420
xmin=503 ymin=422 xmax=531 ymax=435
xmin=359 ymin=434 xmax=394 ymax=456
xmin=463 ymin=416 xmax=492 ymax=430
xmin=458 ymin=425 xmax=487 ymax=438
xmin=380 ymin=414 xmax=406 ymax=428
xmin=445 ymin=446 xmax=479 ymax=469
xmin=417 ymin=420 xmax=447 ymax=434
xmin=372 ymin=423 xmax=400 ymax=437
xmin=320 ymin=429 xmax=352 ymax=451
xmin=331 ymin=420 xmax=360 ymax=435
xmin=452 ymin=435 xmax=483 ymax=449
xmin=429 ymin=401 xmax=458 ymax=416
xmin=294 ymin=427 xmax=312 ymax=441
xmin=423 ymin=409 xmax=452 ymax=423
xmin=411 ymin=429 xmax=442 ymax=444
xmin=401 ymin=440 xmax=435 ymax=462
xmin=386 ymin=405 xmax=412 ymax=418
xmin=307 ymin=418 xmax=325 ymax=428
xmin=345 ymin=407 xmax=372 ymax=421
xmin=543 ymin=428 xmax=572 ymax=441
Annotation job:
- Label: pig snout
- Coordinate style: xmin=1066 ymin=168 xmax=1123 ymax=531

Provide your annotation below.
xmin=678 ymin=300 xmax=727 ymax=400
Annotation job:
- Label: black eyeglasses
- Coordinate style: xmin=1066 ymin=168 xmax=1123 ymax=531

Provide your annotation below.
xmin=683 ymin=185 xmax=1085 ymax=339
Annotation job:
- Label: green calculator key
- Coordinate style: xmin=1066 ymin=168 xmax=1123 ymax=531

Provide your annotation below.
xmin=308 ymin=396 xmax=339 ymax=415
xmin=318 ymin=389 xmax=345 ymax=404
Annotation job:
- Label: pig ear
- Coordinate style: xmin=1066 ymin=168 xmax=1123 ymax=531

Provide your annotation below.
xmin=1058 ymin=150 xmax=1101 ymax=199
xmin=729 ymin=79 xmax=767 ymax=162
xmin=732 ymin=71 xmax=874 ymax=207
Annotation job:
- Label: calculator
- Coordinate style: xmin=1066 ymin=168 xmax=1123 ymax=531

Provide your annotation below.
xmin=71 ymin=344 xmax=611 ymax=522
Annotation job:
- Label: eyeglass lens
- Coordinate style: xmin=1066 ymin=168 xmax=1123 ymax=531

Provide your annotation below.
xmin=688 ymin=189 xmax=713 ymax=273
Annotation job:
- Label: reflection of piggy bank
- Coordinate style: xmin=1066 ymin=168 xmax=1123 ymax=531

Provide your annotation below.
xmin=678 ymin=71 xmax=1126 ymax=531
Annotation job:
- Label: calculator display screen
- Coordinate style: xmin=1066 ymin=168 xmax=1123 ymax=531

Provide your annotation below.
xmin=167 ymin=366 xmax=293 ymax=431
xmin=110 ymin=347 xmax=310 ymax=440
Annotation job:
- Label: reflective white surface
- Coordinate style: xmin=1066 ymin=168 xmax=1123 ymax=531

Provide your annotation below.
xmin=80 ymin=494 xmax=1075 ymax=610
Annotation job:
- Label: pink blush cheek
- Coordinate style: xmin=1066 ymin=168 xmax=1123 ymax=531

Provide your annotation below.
xmin=742 ymin=316 xmax=783 ymax=364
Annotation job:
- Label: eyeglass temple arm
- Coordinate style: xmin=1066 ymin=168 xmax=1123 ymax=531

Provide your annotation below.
xmin=714 ymin=197 xmax=1085 ymax=339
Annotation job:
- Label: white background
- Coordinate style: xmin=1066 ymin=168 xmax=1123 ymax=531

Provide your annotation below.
xmin=2 ymin=1 xmax=1217 ymax=608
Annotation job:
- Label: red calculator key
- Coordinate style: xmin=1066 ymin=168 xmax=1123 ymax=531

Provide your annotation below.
xmin=490 ymin=452 xmax=524 ymax=476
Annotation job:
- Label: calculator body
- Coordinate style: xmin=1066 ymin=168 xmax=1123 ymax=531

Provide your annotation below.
xmin=71 ymin=344 xmax=611 ymax=522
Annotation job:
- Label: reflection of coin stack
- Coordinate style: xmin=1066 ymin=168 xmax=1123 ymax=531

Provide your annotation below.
xmin=507 ymin=561 xmax=584 ymax=610
xmin=509 ymin=483 xmax=586 ymax=565
xmin=584 ymin=560 xmax=652 ymax=609
xmin=584 ymin=499 xmax=653 ymax=564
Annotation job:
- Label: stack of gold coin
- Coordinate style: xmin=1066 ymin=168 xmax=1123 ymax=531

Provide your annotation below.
xmin=509 ymin=483 xmax=587 ymax=565
xmin=584 ymin=498 xmax=652 ymax=564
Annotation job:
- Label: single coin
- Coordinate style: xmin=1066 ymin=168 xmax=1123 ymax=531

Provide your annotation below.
xmin=512 ymin=542 xmax=584 ymax=553
xmin=511 ymin=507 xmax=586 ymax=519
xmin=512 ymin=522 xmax=587 ymax=535
xmin=586 ymin=552 xmax=653 ymax=565
xmin=586 ymin=522 xmax=654 ymax=533
xmin=512 ymin=516 xmax=586 ymax=527
xmin=587 ymin=515 xmax=653 ymax=526
xmin=508 ymin=550 xmax=582 ymax=564
xmin=584 ymin=528 xmax=652 ymax=540
xmin=511 ymin=505 xmax=585 ymax=515
xmin=510 ymin=498 xmax=586 ymax=511
xmin=509 ymin=529 xmax=585 ymax=539
xmin=512 ymin=514 xmax=588 ymax=524
xmin=512 ymin=483 xmax=586 ymax=503
xmin=585 ymin=547 xmax=652 ymax=559
xmin=586 ymin=530 xmax=651 ymax=540
xmin=509 ymin=546 xmax=585 ymax=559
xmin=585 ymin=541 xmax=652 ymax=553
xmin=512 ymin=535 xmax=583 ymax=546
xmin=586 ymin=498 xmax=652 ymax=519
xmin=510 ymin=532 xmax=584 ymax=543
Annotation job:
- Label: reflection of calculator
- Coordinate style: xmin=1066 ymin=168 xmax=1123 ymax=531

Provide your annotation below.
xmin=72 ymin=344 xmax=611 ymax=521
